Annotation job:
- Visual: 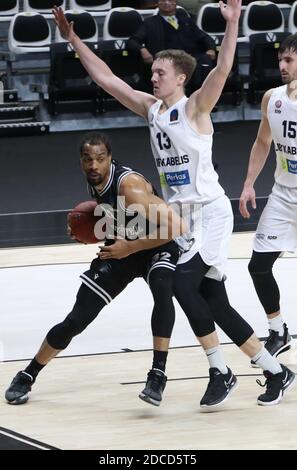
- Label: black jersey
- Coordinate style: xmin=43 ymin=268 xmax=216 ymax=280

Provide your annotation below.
xmin=81 ymin=161 xmax=179 ymax=304
xmin=88 ymin=161 xmax=157 ymax=242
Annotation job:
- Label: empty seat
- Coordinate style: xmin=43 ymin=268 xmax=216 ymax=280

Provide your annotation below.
xmin=274 ymin=0 xmax=296 ymax=4
xmin=213 ymin=36 xmax=243 ymax=106
xmin=247 ymin=32 xmax=290 ymax=104
xmin=288 ymin=1 xmax=297 ymax=34
xmin=197 ymin=3 xmax=226 ymax=36
xmin=48 ymin=41 xmax=102 ymax=115
xmin=100 ymin=8 xmax=148 ymax=108
xmin=50 ymin=10 xmax=101 ymax=114
xmin=242 ymin=1 xmax=284 ymax=38
xmin=23 ymin=1 xmax=66 ymax=14
xmin=8 ymin=12 xmax=51 ymax=54
xmin=54 ymin=9 xmax=98 ymax=43
xmin=103 ymin=7 xmax=143 ymax=40
xmin=0 ymin=1 xmax=19 ymax=18
xmin=111 ymin=1 xmax=142 ymax=7
xmin=69 ymin=1 xmax=111 ymax=11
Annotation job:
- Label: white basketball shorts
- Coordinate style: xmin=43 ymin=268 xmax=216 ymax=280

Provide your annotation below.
xmin=254 ymin=192 xmax=297 ymax=253
xmin=178 ymin=195 xmax=233 ymax=281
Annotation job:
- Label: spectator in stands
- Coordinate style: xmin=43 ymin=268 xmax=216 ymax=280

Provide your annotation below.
xmin=127 ymin=0 xmax=216 ymax=93
xmin=178 ymin=1 xmax=214 ymax=18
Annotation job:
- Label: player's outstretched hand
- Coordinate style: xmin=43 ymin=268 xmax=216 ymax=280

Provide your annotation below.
xmin=219 ymin=0 xmax=242 ymax=23
xmin=53 ymin=5 xmax=75 ymax=42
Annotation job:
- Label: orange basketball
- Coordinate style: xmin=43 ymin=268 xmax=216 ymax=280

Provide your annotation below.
xmin=68 ymin=200 xmax=105 ymax=244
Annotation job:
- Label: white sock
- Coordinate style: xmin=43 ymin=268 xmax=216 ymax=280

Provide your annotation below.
xmin=252 ymin=346 xmax=282 ymax=374
xmin=205 ymin=346 xmax=228 ymax=374
xmin=268 ymin=314 xmax=284 ymax=335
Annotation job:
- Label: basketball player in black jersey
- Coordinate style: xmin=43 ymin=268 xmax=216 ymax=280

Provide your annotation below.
xmin=5 ymin=132 xmax=189 ymax=406
xmin=46 ymin=1 xmax=297 ymax=410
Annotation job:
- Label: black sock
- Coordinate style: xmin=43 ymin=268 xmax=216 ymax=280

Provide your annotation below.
xmin=152 ymin=350 xmax=168 ymax=373
xmin=24 ymin=357 xmax=45 ymax=382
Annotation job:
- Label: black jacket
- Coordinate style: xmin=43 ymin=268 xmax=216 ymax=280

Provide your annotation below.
xmin=127 ymin=11 xmax=215 ymax=58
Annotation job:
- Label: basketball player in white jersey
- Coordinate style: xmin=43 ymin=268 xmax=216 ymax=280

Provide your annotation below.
xmin=53 ymin=1 xmax=296 ymax=409
xmin=240 ymin=34 xmax=297 ymax=365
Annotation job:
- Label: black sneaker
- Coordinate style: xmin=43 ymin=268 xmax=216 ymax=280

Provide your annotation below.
xmin=251 ymin=323 xmax=292 ymax=368
xmin=257 ymin=364 xmax=296 ymax=406
xmin=5 ymin=371 xmax=34 ymax=405
xmin=139 ymin=369 xmax=167 ymax=407
xmin=200 ymin=367 xmax=238 ymax=410
xmin=265 ymin=323 xmax=292 ymax=356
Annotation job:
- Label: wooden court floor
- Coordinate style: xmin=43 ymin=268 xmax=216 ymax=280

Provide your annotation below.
xmin=1 ymin=344 xmax=297 ymax=450
xmin=0 ymin=234 xmax=297 ymax=450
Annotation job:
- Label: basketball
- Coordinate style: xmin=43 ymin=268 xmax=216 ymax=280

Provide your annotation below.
xmin=68 ymin=200 xmax=105 ymax=244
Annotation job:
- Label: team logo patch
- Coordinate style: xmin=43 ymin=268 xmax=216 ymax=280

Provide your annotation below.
xmin=162 ymin=170 xmax=190 ymax=186
xmin=114 ymin=40 xmax=126 ymax=50
xmin=280 ymin=156 xmax=297 ymax=173
xmin=286 ymin=158 xmax=297 ymax=174
xmin=170 ymin=109 xmax=179 ymax=123
xmin=256 ymin=233 xmax=265 ymax=240
xmin=274 ymin=100 xmax=282 ymax=113
xmin=265 ymin=32 xmax=277 ymax=43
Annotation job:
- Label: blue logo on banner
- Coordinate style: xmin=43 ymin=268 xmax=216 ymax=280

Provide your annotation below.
xmin=287 ymin=159 xmax=297 ymax=174
xmin=165 ymin=170 xmax=190 ymax=186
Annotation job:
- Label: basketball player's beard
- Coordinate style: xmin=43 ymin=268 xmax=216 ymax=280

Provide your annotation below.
xmin=281 ymin=75 xmax=290 ymax=84
xmin=87 ymin=174 xmax=103 ymax=186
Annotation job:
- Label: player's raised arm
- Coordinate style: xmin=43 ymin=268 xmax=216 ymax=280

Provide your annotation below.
xmin=53 ymin=6 xmax=156 ymax=118
xmin=188 ymin=0 xmax=241 ymax=114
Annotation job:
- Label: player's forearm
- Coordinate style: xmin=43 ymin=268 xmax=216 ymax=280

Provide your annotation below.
xmin=128 ymin=213 xmax=186 ymax=254
xmin=71 ymin=34 xmax=112 ymax=87
xmin=127 ymin=232 xmax=171 ymax=254
xmin=244 ymin=140 xmax=270 ymax=187
xmin=216 ymin=20 xmax=238 ymax=77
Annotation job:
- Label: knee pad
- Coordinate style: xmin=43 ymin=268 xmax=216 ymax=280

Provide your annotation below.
xmin=46 ymin=284 xmax=106 ymax=350
xmin=150 ymin=269 xmax=175 ymax=338
xmin=46 ymin=316 xmax=81 ymax=350
xmin=149 ymin=269 xmax=174 ymax=301
xmin=248 ymin=251 xmax=280 ymax=276
xmin=248 ymin=252 xmax=281 ymax=312
xmin=174 ymin=285 xmax=216 ymax=337
xmin=248 ymin=259 xmax=270 ymax=277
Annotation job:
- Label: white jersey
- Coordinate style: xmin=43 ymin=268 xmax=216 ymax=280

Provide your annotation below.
xmin=148 ymin=96 xmax=224 ymax=207
xmin=268 ymin=85 xmax=297 ymax=196
xmin=148 ymin=95 xmax=230 ymax=280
